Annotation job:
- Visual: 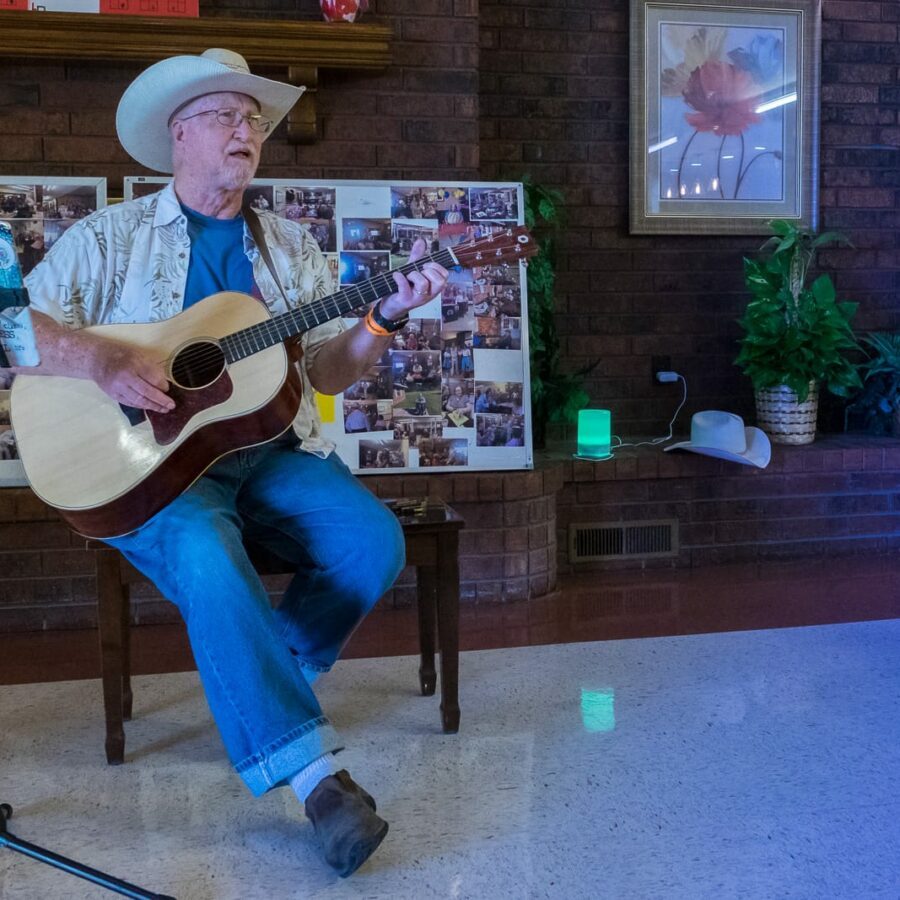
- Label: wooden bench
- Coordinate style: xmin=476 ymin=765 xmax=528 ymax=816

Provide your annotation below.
xmin=87 ymin=498 xmax=464 ymax=765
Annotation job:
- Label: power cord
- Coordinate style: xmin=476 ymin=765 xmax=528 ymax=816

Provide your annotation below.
xmin=609 ymin=372 xmax=687 ymax=453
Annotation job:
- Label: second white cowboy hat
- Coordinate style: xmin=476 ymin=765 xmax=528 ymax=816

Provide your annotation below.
xmin=116 ymin=48 xmax=305 ymax=174
xmin=664 ymin=410 xmax=771 ymax=468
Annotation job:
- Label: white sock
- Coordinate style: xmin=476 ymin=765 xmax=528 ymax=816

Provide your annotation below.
xmin=299 ymin=663 xmax=323 ymax=687
xmin=289 ymin=752 xmax=341 ymax=804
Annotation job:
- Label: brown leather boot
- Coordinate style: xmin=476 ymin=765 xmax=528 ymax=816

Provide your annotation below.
xmin=304 ymin=770 xmax=388 ymax=877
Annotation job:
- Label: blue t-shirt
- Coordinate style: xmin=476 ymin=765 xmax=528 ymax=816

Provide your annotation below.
xmin=181 ymin=203 xmax=254 ymax=308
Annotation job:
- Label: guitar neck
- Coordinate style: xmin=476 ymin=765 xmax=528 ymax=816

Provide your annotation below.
xmin=220 ymin=247 xmax=459 ymax=363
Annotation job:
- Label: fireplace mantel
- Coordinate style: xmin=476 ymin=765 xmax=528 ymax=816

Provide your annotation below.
xmin=0 ymin=11 xmax=393 ymax=143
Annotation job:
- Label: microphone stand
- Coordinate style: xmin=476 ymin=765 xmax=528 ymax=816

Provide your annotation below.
xmin=0 ymin=803 xmax=176 ymax=899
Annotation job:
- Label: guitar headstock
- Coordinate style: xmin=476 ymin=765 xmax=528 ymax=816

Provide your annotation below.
xmin=449 ymin=225 xmax=539 ymax=270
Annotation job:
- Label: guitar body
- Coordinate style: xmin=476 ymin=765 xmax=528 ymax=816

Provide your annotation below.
xmin=11 ymin=291 xmax=303 ymax=539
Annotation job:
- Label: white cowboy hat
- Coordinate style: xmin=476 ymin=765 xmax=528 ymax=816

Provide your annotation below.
xmin=116 ymin=48 xmax=305 ymax=174
xmin=664 ymin=410 xmax=771 ymax=468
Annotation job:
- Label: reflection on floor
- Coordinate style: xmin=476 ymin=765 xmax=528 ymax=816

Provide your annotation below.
xmin=1 ymin=622 xmax=899 ymax=898
xmin=3 ymin=554 xmax=900 ymax=686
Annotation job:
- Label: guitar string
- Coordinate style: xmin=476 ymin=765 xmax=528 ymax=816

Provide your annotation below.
xmin=168 ymin=249 xmax=460 ymax=378
xmin=172 ymin=250 xmax=464 ymax=380
xmin=168 ymin=236 xmax=529 ymax=381
xmin=169 ymin=231 xmax=530 ymax=374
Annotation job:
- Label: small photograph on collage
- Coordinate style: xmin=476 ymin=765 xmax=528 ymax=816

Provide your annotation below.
xmin=344 ymin=364 xmax=394 ymax=403
xmin=325 ymin=254 xmax=340 ymax=289
xmin=474 ymin=381 xmax=526 ymax=447
xmin=342 ymin=218 xmax=392 ymax=252
xmin=274 ymin=186 xmax=336 ymax=252
xmin=243 ymin=184 xmax=274 ymax=214
xmin=391 ymin=220 xmax=439 ymax=268
xmin=0 ymin=390 xmax=17 ymax=461
xmin=0 ymin=184 xmax=40 ymax=219
xmin=339 ymin=251 xmax=390 ymax=286
xmin=6 ymin=220 xmax=44 ymax=275
xmin=469 ymin=186 xmax=519 ymax=222
xmin=390 ymin=186 xmax=469 ymax=223
xmin=342 ymin=398 xmax=393 ymax=434
xmin=473 ymin=314 xmax=521 ymax=350
xmin=440 ymin=331 xmax=474 ymax=379
xmin=390 ymin=349 xmax=442 ymax=394
xmin=473 ymin=262 xmax=521 ymax=311
xmin=359 ymin=439 xmax=405 ymax=470
xmin=418 ymin=437 xmax=469 ymax=468
xmin=390 ymin=319 xmax=442 ymax=353
xmin=393 ymin=387 xmax=443 ymax=420
xmin=2 ymin=183 xmax=99 ymax=276
xmin=440 ymin=269 xmax=475 ymax=330
xmin=441 ymin=377 xmax=475 ymax=428
xmin=393 ymin=415 xmax=442 ymax=448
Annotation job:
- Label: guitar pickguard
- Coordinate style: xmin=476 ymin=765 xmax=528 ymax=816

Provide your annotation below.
xmin=146 ymin=371 xmax=234 ymax=446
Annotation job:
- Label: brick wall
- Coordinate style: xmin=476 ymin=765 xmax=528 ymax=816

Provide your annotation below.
xmin=556 ymin=436 xmax=900 ymax=574
xmin=0 ymin=466 xmax=562 ymax=632
xmin=4 ymin=0 xmax=900 ymax=628
xmin=0 ymin=0 xmax=480 ymax=191
xmin=479 ymin=0 xmax=900 ymax=436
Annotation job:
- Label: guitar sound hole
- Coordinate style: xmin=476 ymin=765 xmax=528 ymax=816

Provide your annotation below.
xmin=170 ymin=341 xmax=226 ymax=389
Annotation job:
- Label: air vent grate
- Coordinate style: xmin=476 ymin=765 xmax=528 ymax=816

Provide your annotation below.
xmin=569 ymin=520 xmax=678 ymax=562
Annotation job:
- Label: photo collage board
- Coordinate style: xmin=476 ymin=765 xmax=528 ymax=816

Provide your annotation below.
xmin=0 ymin=177 xmax=108 ymax=486
xmin=125 ymin=177 xmax=533 ymax=474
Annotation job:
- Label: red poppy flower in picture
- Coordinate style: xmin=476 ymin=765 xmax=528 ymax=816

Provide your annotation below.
xmin=682 ymin=61 xmax=761 ymax=136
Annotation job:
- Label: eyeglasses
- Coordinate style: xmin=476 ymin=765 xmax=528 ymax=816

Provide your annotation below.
xmin=175 ymin=108 xmax=273 ymax=134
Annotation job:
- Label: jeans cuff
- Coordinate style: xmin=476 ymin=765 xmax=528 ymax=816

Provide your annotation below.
xmin=235 ymin=717 xmax=344 ymax=797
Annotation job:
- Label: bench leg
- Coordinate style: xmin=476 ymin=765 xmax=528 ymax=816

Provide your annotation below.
xmin=96 ymin=548 xmax=126 ymax=765
xmin=416 ymin=564 xmax=438 ymax=696
xmin=121 ymin=585 xmax=133 ymax=722
xmin=436 ymin=531 xmax=460 ymax=734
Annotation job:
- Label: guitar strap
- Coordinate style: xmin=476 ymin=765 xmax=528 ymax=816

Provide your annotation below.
xmin=242 ymin=204 xmax=292 ymax=308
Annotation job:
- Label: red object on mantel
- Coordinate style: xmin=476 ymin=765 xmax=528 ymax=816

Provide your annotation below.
xmin=319 ymin=0 xmax=368 ymax=23
xmin=99 ymin=0 xmax=198 ymax=15
xmin=0 ymin=0 xmax=28 ymax=8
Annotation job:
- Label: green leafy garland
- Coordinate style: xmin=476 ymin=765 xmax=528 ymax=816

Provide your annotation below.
xmin=522 ymin=177 xmax=594 ymax=447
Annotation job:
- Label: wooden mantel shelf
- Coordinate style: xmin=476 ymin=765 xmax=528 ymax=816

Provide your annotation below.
xmin=0 ymin=11 xmax=394 ymax=143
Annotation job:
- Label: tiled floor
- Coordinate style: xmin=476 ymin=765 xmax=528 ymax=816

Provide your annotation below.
xmin=2 ymin=558 xmax=900 ymax=898
xmin=1 ymin=620 xmax=899 ymax=898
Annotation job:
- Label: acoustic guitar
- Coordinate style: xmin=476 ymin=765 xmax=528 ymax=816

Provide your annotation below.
xmin=11 ymin=226 xmax=536 ymax=538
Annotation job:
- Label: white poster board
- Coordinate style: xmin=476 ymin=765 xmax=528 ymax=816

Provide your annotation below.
xmin=0 ymin=176 xmax=107 ymax=486
xmin=126 ymin=177 xmax=533 ymax=474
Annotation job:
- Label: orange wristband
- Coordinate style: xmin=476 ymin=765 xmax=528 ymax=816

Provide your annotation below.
xmin=364 ymin=308 xmax=391 ymax=337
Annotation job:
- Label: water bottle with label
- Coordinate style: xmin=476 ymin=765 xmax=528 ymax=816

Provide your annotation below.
xmin=0 ymin=221 xmax=40 ymax=368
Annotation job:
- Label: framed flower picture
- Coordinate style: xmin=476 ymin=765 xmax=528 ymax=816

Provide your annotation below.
xmin=629 ymin=0 xmax=821 ymax=234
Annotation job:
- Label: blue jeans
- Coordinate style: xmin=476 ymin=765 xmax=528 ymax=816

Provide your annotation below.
xmin=105 ymin=439 xmax=405 ymax=796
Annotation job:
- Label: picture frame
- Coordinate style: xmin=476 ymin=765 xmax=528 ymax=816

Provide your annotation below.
xmin=629 ymin=0 xmax=821 ymax=235
xmin=124 ymin=176 xmax=533 ymax=475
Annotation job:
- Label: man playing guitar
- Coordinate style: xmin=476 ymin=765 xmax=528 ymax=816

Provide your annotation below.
xmin=11 ymin=49 xmax=448 ymax=878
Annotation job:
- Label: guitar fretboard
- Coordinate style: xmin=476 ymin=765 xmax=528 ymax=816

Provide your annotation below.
xmin=219 ymin=248 xmax=458 ymax=363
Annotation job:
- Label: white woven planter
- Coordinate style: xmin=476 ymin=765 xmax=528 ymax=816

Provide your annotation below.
xmin=755 ymin=382 xmax=819 ymax=445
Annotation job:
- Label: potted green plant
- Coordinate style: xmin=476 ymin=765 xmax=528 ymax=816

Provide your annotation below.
xmin=522 ymin=177 xmax=596 ymax=449
xmin=734 ymin=219 xmax=861 ymax=444
xmin=846 ymin=332 xmax=900 ymax=437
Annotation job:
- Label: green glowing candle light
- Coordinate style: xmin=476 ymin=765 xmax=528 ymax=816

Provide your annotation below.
xmin=576 ymin=409 xmax=612 ymax=460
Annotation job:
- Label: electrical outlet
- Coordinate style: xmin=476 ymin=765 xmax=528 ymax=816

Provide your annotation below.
xmin=651 ymin=355 xmax=671 ymax=385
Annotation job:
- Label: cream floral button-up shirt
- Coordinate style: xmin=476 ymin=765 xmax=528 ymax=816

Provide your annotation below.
xmin=25 ymin=183 xmax=345 ymax=456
